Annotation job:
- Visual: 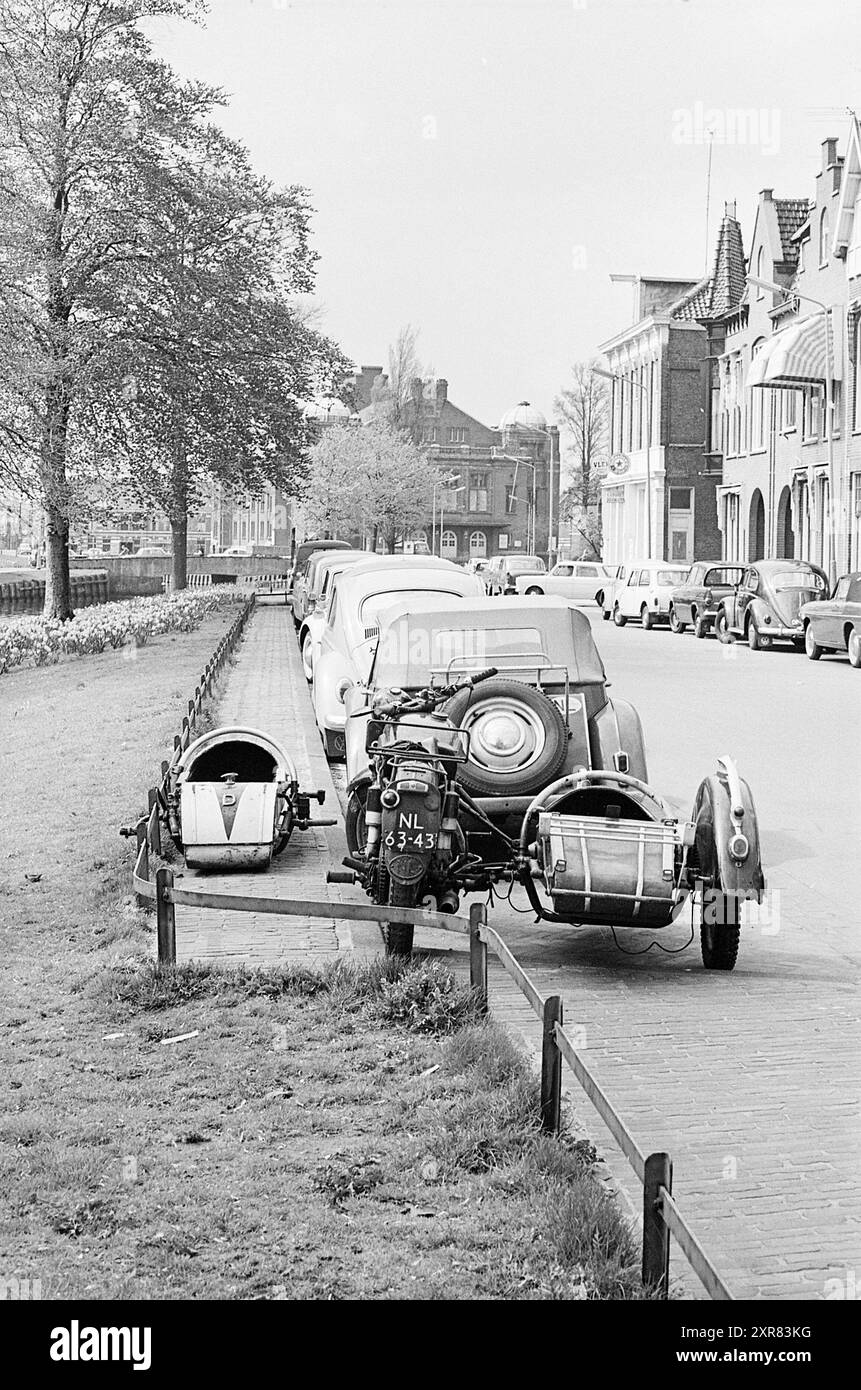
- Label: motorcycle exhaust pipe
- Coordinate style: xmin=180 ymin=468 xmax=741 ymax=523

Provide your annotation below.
xmin=436 ymin=889 xmax=460 ymax=914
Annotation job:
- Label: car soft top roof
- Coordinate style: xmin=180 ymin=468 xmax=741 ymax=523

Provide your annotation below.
xmin=375 ymin=593 xmax=607 ymax=685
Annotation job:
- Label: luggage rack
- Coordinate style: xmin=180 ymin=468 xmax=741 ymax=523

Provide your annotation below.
xmin=431 ymin=650 xmax=573 ymax=726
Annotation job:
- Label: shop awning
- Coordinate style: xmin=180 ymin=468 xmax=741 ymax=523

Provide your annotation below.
xmin=747 ymin=313 xmax=842 ymax=389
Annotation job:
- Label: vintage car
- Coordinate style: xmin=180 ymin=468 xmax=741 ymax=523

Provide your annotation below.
xmin=165 ymin=726 xmax=331 ymax=870
xmin=800 ymin=570 xmax=861 ymax=665
xmin=612 ymin=562 xmax=690 ymax=629
xmin=715 ymin=559 xmax=829 ymax=651
xmin=484 ymin=554 xmax=547 ymax=596
xmin=513 ymin=559 xmax=610 ymax=602
xmin=337 ymin=594 xmax=764 ymax=969
xmin=298 ymin=551 xmax=366 ymax=681
xmin=312 ymin=556 xmax=484 ymax=759
xmin=668 ymin=561 xmax=746 ymax=637
xmin=595 ymin=564 xmax=627 ymax=618
xmin=288 ymin=538 xmax=354 ymax=606
xmin=342 ymin=593 xmax=649 ymax=819
xmin=292 ymin=546 xmax=363 ymax=629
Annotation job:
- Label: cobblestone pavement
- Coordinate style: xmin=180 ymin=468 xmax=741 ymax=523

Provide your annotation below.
xmin=174 ymin=602 xmax=369 ymax=965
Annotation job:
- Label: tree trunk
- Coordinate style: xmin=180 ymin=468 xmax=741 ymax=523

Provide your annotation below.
xmin=44 ymin=506 xmax=72 ymax=620
xmin=171 ymin=514 xmax=188 ymax=590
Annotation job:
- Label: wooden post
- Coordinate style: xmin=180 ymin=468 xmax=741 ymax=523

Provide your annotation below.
xmin=134 ymin=820 xmax=148 ymax=909
xmin=642 ymin=1151 xmax=673 ymax=1297
xmin=156 ymin=867 xmax=176 ymax=966
xmin=540 ymin=995 xmax=564 ymax=1134
xmin=469 ymin=902 xmax=488 ymax=1015
xmin=147 ymin=788 xmax=162 ymax=855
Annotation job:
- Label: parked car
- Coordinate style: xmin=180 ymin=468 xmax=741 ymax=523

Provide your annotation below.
xmin=297 ymin=551 xmax=366 ymax=680
xmin=134 ymin=546 xmax=169 ymax=558
xmin=312 ymin=556 xmax=485 ymax=759
xmin=595 ymin=564 xmax=627 ymax=618
xmin=338 ymin=593 xmax=764 ymax=970
xmin=715 ymin=559 xmax=829 ymax=651
xmin=465 ymin=557 xmax=492 ymax=577
xmin=514 ymin=559 xmax=610 ymax=603
xmin=612 ymin=562 xmax=690 ymax=629
xmin=288 ymin=538 xmax=354 ymax=598
xmin=292 ymin=547 xmax=363 ymax=628
xmin=668 ymin=562 xmax=746 ymax=637
xmin=484 ymin=554 xmax=547 ymax=596
xmin=800 ymin=570 xmax=861 ymax=666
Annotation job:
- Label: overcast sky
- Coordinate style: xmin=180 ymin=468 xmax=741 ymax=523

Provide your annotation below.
xmin=153 ymin=0 xmax=861 ymax=429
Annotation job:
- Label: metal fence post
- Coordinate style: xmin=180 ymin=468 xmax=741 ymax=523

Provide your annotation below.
xmin=469 ymin=902 xmax=488 ymax=1015
xmin=147 ymin=787 xmax=162 ymax=855
xmin=156 ymin=867 xmax=176 ymax=966
xmin=642 ymin=1151 xmax=673 ymax=1296
xmin=540 ymin=995 xmax=563 ymax=1133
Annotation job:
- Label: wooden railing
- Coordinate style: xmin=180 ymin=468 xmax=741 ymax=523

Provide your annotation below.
xmin=467 ymin=913 xmax=735 ymax=1302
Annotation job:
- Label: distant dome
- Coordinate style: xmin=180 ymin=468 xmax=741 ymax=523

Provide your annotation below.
xmin=304 ymin=397 xmax=351 ymax=422
xmin=499 ymin=400 xmax=547 ymax=431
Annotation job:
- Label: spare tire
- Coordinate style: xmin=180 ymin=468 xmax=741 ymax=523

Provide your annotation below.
xmin=443 ymin=677 xmax=568 ymax=797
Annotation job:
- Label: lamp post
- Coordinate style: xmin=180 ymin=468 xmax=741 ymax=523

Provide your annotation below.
xmin=745 ymin=274 xmax=839 ymax=584
xmin=434 ymin=479 xmax=466 ymax=557
xmin=494 ymin=452 xmax=538 ymax=553
xmin=593 ymin=365 xmax=653 ymax=560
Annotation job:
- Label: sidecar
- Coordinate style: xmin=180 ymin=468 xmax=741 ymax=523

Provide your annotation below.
xmin=166 ymin=726 xmax=328 ymax=870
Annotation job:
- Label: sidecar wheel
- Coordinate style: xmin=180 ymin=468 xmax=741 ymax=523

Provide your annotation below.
xmin=700 ymin=892 xmax=741 ymax=971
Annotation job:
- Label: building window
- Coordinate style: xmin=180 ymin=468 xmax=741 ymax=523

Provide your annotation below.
xmin=751 ymin=340 xmax=765 ymax=450
xmin=782 ymin=390 xmax=797 ymax=431
xmin=803 ymin=388 xmax=824 ymax=441
xmin=669 ymin=487 xmax=692 ymax=511
xmin=469 ymin=530 xmax=487 ymax=557
xmin=468 ymin=472 xmax=489 ymax=511
xmin=819 ymin=208 xmax=829 ymax=266
xmin=755 ymin=246 xmax=764 ymax=295
xmin=422 ymin=427 xmax=438 ymax=443
xmin=441 ymin=529 xmax=457 ymax=558
xmin=448 ymin=427 xmax=467 ymax=444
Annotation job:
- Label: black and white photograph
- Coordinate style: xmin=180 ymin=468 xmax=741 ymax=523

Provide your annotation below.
xmin=0 ymin=0 xmax=858 ymax=1350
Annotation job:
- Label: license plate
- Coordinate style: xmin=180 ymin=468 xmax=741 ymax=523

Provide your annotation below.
xmin=384 ymin=810 xmax=437 ymax=852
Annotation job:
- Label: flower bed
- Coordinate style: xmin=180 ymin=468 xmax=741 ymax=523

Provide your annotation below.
xmin=0 ymin=588 xmax=246 ymax=675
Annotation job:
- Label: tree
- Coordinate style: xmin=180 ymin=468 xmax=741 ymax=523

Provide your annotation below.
xmin=302 ymin=417 xmax=439 ymax=553
xmin=0 ymin=0 xmax=211 ymax=616
xmin=554 ymin=361 xmax=610 ymax=558
xmin=100 ymin=124 xmax=347 ymax=589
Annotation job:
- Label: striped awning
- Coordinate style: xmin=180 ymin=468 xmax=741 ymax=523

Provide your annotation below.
xmin=747 ymin=313 xmax=841 ymax=388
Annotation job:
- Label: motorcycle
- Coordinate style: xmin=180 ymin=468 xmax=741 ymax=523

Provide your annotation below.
xmin=329 ymin=668 xmax=502 ymax=954
xmin=329 ymin=674 xmax=765 ymax=971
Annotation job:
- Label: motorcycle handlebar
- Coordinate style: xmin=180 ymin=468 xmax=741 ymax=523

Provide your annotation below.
xmin=374 ymin=666 xmax=498 ymax=720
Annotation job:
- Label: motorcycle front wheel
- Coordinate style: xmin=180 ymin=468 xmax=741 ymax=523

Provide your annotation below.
xmin=384 ymin=875 xmax=419 ymax=956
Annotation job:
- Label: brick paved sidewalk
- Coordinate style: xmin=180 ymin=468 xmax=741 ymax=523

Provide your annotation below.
xmin=173 ymin=602 xmax=378 ymax=965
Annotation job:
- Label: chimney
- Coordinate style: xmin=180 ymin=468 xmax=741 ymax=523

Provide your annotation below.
xmin=822 ymin=137 xmax=838 ymax=170
xmin=760 ymin=188 xmax=773 ymax=202
xmin=410 ymin=376 xmax=423 ymax=404
xmin=435 ymin=378 xmax=448 ymax=406
xmin=724 ymin=200 xmax=736 ymax=220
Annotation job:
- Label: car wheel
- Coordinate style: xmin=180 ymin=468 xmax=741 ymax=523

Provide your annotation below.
xmin=715 ymin=611 xmax=733 ymax=644
xmin=443 ymin=677 xmax=568 ymax=798
xmin=848 ymin=628 xmax=861 ymax=668
xmin=641 ymin=605 xmax=654 ymax=630
xmin=525 ymin=585 xmax=543 ymax=596
xmin=693 ymin=613 xmax=709 ymax=639
xmin=301 ymin=632 xmax=314 ymax=681
xmin=669 ymin=607 xmax=686 ymax=634
xmin=613 ymin=605 xmax=627 ymax=627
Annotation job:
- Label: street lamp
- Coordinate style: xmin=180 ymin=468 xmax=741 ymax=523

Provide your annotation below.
xmin=493 ymin=452 xmax=538 ymax=554
xmin=431 ymin=474 xmax=466 ymax=557
xmin=593 ymin=364 xmax=654 ymax=560
xmin=745 ymin=274 xmax=839 ymax=583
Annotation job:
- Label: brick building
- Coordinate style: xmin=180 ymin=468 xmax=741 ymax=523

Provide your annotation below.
xmin=714 ymin=130 xmax=860 ymax=578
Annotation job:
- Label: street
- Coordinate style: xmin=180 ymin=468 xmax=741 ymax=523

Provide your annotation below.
xmin=463 ymin=609 xmax=861 ymax=1299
